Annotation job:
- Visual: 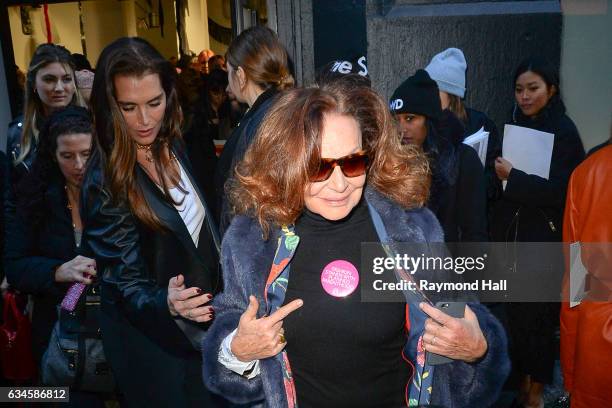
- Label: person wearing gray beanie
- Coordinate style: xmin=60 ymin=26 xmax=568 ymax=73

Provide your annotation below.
xmin=426 ymin=48 xmax=503 ymax=207
xmin=425 ymin=47 xmax=467 ymax=99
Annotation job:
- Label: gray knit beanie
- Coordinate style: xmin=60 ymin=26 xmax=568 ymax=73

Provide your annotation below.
xmin=425 ymin=48 xmax=467 ymax=98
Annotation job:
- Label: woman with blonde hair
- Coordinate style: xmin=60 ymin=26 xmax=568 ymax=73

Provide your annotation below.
xmin=203 ymin=82 xmax=509 ymax=407
xmin=214 ymin=25 xmax=294 ymax=231
xmin=6 ymin=43 xmax=84 ymax=188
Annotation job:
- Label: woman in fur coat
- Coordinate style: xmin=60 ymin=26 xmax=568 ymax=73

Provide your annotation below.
xmin=202 ymin=81 xmax=510 ymax=407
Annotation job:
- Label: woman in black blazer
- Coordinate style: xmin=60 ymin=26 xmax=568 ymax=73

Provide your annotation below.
xmin=214 ymin=26 xmax=294 ymax=232
xmin=80 ymin=38 xmax=221 ymax=407
xmin=5 ymin=106 xmax=104 ymax=406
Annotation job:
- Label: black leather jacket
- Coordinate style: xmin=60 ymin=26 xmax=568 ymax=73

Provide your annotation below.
xmin=6 ymin=115 xmax=37 ymax=184
xmin=80 ymin=142 xmax=221 ymax=355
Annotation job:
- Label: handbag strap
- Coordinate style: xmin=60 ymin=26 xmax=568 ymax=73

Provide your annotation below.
xmin=74 ymin=334 xmax=86 ymax=389
xmin=367 ymin=204 xmax=434 ymax=406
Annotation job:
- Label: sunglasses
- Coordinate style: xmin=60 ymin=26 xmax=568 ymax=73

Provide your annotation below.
xmin=311 ymin=150 xmax=369 ymax=182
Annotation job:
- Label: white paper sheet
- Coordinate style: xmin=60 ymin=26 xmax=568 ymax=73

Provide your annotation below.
xmin=463 ymin=127 xmax=489 ymax=167
xmin=502 ymin=124 xmax=554 ymax=189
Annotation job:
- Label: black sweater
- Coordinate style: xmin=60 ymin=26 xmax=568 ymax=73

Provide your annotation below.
xmin=282 ymin=200 xmax=409 ymax=408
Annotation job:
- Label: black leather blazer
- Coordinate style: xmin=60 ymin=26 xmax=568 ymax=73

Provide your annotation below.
xmin=6 ymin=115 xmax=37 ymax=190
xmin=80 ymin=140 xmax=221 ymax=354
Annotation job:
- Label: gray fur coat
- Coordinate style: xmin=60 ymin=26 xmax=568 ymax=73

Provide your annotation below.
xmin=202 ymin=187 xmax=510 ymax=407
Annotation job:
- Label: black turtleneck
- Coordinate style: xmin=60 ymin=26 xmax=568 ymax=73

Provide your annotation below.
xmin=282 ymin=199 xmax=409 ymax=408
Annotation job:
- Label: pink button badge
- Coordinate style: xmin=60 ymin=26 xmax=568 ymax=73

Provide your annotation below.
xmin=320 ymin=260 xmax=360 ymax=297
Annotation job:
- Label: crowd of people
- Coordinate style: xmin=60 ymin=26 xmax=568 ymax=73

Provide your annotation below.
xmin=1 ymin=24 xmax=610 ymax=408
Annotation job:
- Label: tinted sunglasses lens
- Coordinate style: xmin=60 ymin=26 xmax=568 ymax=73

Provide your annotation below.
xmin=312 ymin=162 xmax=334 ymax=182
xmin=341 ymin=155 xmax=368 ymax=177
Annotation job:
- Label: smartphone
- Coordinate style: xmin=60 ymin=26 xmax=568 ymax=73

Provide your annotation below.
xmin=425 ymin=301 xmax=466 ymax=366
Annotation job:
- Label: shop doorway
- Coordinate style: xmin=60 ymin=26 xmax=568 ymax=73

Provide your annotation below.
xmin=1 ymin=0 xmax=268 ymax=117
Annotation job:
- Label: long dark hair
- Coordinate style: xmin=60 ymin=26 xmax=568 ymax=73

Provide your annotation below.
xmin=512 ymin=56 xmax=565 ymax=123
xmin=16 ymin=106 xmax=92 ymax=222
xmin=90 ymin=37 xmax=182 ymax=229
xmin=17 ymin=43 xmax=84 ymax=165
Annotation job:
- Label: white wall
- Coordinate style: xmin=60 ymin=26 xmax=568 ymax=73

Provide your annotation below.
xmin=207 ymin=0 xmax=232 ymax=55
xmin=561 ymin=0 xmax=612 ymax=151
xmin=9 ymin=4 xmax=83 ymax=71
xmin=185 ymin=0 xmax=211 ymax=55
xmin=136 ymin=0 xmax=179 ymax=59
xmin=48 ymin=3 xmax=83 ymax=55
xmin=8 ymin=0 xmax=186 ymax=69
xmin=81 ymin=0 xmax=130 ymax=67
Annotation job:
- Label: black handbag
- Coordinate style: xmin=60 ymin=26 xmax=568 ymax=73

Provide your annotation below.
xmin=41 ymin=284 xmax=115 ymax=393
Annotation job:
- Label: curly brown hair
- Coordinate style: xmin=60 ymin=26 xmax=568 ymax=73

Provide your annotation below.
xmin=230 ymin=82 xmax=430 ymax=236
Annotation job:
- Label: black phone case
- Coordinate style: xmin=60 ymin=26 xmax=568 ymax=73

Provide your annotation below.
xmin=425 ymin=301 xmax=466 ymax=365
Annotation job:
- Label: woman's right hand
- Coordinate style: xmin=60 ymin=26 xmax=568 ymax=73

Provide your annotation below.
xmin=167 ymin=275 xmax=214 ymax=322
xmin=231 ymin=295 xmax=303 ymax=362
xmin=54 ymin=255 xmax=97 ymax=284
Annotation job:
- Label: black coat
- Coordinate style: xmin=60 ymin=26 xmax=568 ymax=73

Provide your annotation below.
xmin=489 ymin=99 xmax=584 ymax=383
xmin=432 ymin=143 xmax=488 ymax=243
xmin=490 ymin=99 xmax=585 ymax=243
xmin=4 ymin=180 xmax=75 ymax=362
xmin=214 ymin=89 xmax=278 ymax=233
xmin=183 ymin=118 xmax=219 ymax=222
xmin=464 ymin=108 xmax=503 ymax=202
xmin=80 ymin=143 xmax=222 ymax=407
xmin=428 ymin=111 xmax=489 ymax=243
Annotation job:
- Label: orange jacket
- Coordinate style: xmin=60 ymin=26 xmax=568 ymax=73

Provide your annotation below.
xmin=561 ymin=145 xmax=612 ymax=408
